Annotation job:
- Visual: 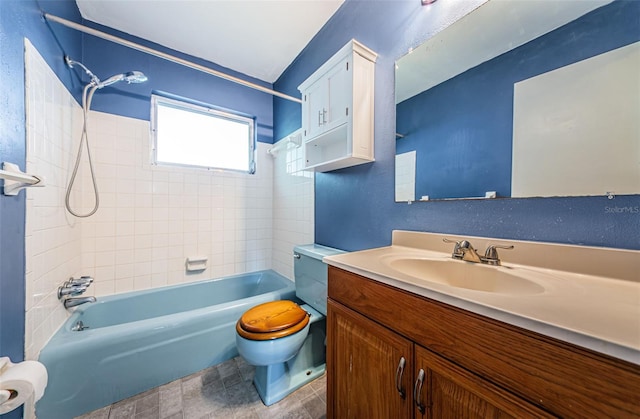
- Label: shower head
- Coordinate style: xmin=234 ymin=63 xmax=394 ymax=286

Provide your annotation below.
xmin=64 ymin=55 xmax=148 ymax=89
xmin=96 ymin=71 xmax=148 ymax=89
xmin=123 ymin=71 xmax=148 ymax=84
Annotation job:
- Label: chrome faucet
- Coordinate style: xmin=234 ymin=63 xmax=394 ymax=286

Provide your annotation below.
xmin=57 ymin=283 xmax=88 ymax=299
xmin=458 ymin=240 xmax=483 ymax=263
xmin=58 ymin=276 xmax=96 ymax=308
xmin=444 ymin=239 xmax=513 ymax=265
xmin=444 ymin=239 xmax=482 ymax=262
xmin=64 ymin=296 xmax=96 ymax=309
xmin=66 ymin=276 xmax=94 ymax=286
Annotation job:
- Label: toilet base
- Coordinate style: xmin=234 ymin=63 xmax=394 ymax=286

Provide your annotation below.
xmin=254 ymin=360 xmax=325 ymax=406
xmin=254 ymin=306 xmax=326 ymax=406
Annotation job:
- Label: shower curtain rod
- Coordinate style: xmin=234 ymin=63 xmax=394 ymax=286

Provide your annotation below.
xmin=43 ymin=13 xmax=302 ymax=104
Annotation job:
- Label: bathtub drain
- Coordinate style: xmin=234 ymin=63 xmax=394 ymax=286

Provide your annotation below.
xmin=72 ymin=321 xmax=90 ymax=331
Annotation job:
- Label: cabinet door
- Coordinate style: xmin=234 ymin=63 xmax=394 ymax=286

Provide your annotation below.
xmin=414 ymin=345 xmax=554 ymax=419
xmin=325 ymin=57 xmax=351 ymax=133
xmin=327 ymin=300 xmax=412 ymax=419
xmin=303 ymin=78 xmax=327 ymax=141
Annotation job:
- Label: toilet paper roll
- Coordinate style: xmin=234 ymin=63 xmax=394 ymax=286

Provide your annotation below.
xmin=0 ymin=358 xmax=48 ymax=414
xmin=0 ymin=390 xmax=11 ymax=405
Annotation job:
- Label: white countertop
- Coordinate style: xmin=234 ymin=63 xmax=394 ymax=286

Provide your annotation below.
xmin=324 ymin=231 xmax=640 ymax=365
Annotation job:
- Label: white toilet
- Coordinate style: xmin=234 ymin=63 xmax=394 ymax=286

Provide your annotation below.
xmin=235 ymin=244 xmax=344 ymax=406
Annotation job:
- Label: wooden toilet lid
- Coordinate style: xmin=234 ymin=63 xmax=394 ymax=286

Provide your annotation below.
xmin=236 ymin=301 xmax=309 ymax=341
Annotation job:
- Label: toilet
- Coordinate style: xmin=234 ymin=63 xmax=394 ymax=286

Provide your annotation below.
xmin=235 ymin=244 xmax=344 ymax=406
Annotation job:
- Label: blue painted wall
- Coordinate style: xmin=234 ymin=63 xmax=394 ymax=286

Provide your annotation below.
xmin=274 ymin=0 xmax=640 ymax=251
xmin=396 ymin=0 xmax=639 ymax=199
xmin=0 ymin=1 xmax=81 ymax=417
xmin=73 ymin=22 xmax=275 ymax=143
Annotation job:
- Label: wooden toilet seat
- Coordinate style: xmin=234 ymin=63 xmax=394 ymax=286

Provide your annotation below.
xmin=236 ymin=300 xmax=310 ymax=341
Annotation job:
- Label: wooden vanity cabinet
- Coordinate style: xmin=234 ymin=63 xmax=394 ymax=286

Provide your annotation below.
xmin=412 ymin=344 xmax=554 ymax=418
xmin=327 ymin=266 xmax=640 ymax=418
xmin=328 ymin=300 xmax=413 ymax=418
xmin=328 ymin=300 xmax=551 ymax=419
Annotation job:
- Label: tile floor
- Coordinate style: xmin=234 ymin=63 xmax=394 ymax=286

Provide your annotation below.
xmin=75 ymin=357 xmax=326 ymax=419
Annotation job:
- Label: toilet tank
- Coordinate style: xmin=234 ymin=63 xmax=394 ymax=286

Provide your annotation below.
xmin=293 ymin=244 xmax=345 ymax=316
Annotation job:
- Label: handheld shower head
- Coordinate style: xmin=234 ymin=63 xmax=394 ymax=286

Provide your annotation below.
xmin=123 ymin=71 xmax=148 ymax=84
xmin=64 ymin=56 xmax=148 ymax=89
xmin=96 ymin=71 xmax=148 ymax=89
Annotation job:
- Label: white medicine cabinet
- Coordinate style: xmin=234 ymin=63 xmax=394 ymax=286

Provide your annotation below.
xmin=298 ymin=39 xmax=377 ymax=172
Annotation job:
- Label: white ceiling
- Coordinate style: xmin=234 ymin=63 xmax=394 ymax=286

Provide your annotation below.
xmin=76 ymin=0 xmax=345 ymax=83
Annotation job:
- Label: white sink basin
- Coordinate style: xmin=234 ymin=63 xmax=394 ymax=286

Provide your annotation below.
xmin=384 ymin=257 xmax=546 ymax=295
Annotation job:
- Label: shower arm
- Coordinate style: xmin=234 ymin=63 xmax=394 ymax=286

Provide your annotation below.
xmin=65 ymin=56 xmax=100 ymax=86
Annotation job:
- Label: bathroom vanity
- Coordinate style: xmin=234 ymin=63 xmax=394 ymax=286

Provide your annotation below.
xmin=324 ymin=231 xmax=640 ymax=418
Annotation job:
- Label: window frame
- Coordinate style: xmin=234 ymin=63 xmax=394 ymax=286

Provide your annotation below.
xmin=150 ymin=94 xmax=256 ymax=174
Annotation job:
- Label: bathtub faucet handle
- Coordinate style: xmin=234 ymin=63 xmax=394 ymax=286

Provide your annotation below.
xmin=58 ymin=284 xmax=88 ymax=299
xmin=67 ymin=276 xmax=94 ymax=286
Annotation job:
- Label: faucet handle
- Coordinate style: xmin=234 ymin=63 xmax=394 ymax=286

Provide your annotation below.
xmin=483 ymin=244 xmax=514 ymax=265
xmin=67 ymin=276 xmax=93 ymax=286
xmin=57 ymin=284 xmax=88 ymax=299
xmin=458 ymin=240 xmax=474 ymax=250
xmin=443 ymin=238 xmax=463 ymax=258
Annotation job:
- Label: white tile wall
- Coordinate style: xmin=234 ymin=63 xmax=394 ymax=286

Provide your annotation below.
xmin=79 ymin=111 xmax=275 ymax=295
xmin=271 ymin=131 xmax=315 ymax=279
xmin=23 ymin=40 xmax=314 ymax=380
xmin=24 ymin=39 xmax=84 ymax=419
xmin=24 ymin=39 xmax=83 ymax=360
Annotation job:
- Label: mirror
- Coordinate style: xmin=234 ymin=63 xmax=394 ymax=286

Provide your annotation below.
xmin=395 ymin=0 xmax=639 ymax=201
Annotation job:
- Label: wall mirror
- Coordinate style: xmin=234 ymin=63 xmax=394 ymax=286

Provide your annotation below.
xmin=394 ymin=0 xmax=639 ymax=202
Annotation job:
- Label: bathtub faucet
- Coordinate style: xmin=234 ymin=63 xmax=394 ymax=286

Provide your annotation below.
xmin=58 ymin=275 xmax=96 ymax=308
xmin=64 ymin=296 xmax=96 ymax=309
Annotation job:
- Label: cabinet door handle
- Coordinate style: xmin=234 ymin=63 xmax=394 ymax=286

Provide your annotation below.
xmin=318 ymin=110 xmax=322 ymax=126
xmin=395 ymin=356 xmax=406 ymax=399
xmin=413 ymin=368 xmax=426 ymax=414
xmin=322 ymin=108 xmax=328 ymax=124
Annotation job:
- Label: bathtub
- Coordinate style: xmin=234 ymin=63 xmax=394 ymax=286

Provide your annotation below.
xmin=36 ymin=270 xmax=296 ymax=419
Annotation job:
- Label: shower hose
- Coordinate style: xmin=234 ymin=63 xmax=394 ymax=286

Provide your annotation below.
xmin=65 ymin=83 xmax=100 ymax=217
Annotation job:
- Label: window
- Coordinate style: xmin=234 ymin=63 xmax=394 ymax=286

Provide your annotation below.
xmin=151 ymin=95 xmax=255 ymax=173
